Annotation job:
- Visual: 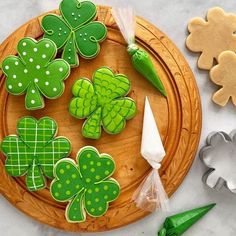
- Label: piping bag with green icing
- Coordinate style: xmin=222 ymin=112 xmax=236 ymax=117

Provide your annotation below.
xmin=132 ymin=97 xmax=169 ymax=212
xmin=158 ymin=203 xmax=216 ymax=236
xmin=112 ymin=6 xmax=167 ymax=97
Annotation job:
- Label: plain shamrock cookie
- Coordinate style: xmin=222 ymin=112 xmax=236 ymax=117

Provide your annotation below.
xmin=210 ymin=51 xmax=236 ymax=106
xmin=50 ymin=146 xmax=120 ymax=223
xmin=1 ymin=116 xmax=71 ymax=191
xmin=41 ymin=0 xmax=107 ymax=67
xmin=69 ymin=67 xmax=137 ymax=139
xmin=186 ymin=7 xmax=236 ymax=70
xmin=2 ymin=37 xmax=70 ymax=110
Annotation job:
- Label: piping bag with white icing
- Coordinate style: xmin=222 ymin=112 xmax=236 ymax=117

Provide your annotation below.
xmin=132 ymin=97 xmax=169 ymax=212
xmin=111 ymin=5 xmax=167 ymax=97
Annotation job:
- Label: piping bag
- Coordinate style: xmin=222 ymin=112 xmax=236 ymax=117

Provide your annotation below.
xmin=158 ymin=203 xmax=216 ymax=236
xmin=132 ymin=97 xmax=169 ymax=212
xmin=112 ymin=6 xmax=167 ymax=97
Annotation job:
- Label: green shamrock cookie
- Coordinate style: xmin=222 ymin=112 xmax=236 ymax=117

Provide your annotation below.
xmin=41 ymin=0 xmax=107 ymax=67
xmin=50 ymin=146 xmax=120 ymax=223
xmin=1 ymin=116 xmax=71 ymax=191
xmin=2 ymin=37 xmax=70 ymax=110
xmin=69 ymin=67 xmax=137 ymax=139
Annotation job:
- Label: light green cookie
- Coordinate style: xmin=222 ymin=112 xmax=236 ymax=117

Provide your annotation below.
xmin=50 ymin=146 xmax=120 ymax=223
xmin=1 ymin=116 xmax=71 ymax=191
xmin=69 ymin=67 xmax=137 ymax=139
xmin=2 ymin=37 xmax=70 ymax=110
xmin=41 ymin=0 xmax=107 ymax=67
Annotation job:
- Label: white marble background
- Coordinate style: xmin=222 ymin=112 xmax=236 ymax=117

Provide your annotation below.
xmin=0 ymin=0 xmax=236 ymax=235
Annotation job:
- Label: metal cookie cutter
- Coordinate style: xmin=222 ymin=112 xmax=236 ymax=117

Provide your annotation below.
xmin=199 ymin=131 xmax=236 ymax=193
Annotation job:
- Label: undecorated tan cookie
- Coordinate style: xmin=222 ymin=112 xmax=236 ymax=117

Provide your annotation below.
xmin=210 ymin=51 xmax=236 ymax=106
xmin=186 ymin=7 xmax=236 ymax=70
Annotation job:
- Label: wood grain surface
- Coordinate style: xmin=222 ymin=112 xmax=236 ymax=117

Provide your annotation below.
xmin=0 ymin=6 xmax=202 ymax=232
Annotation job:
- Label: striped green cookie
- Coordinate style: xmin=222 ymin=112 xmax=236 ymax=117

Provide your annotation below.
xmin=1 ymin=116 xmax=71 ymax=191
xmin=50 ymin=146 xmax=120 ymax=223
xmin=69 ymin=67 xmax=137 ymax=139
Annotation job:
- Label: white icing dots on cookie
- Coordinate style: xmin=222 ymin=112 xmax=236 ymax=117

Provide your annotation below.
xmin=59 ymin=67 xmax=63 ymax=72
xmin=18 ymin=82 xmax=22 ymax=87
xmin=42 ymin=54 xmax=46 ymax=59
xmin=59 ymin=27 xmax=62 ymax=31
xmin=29 ymin=58 xmax=33 ymax=62
xmin=31 ymin=90 xmax=35 ymax=94
xmin=22 ymin=42 xmax=27 ymax=46
xmin=45 ymin=81 xmax=49 ymax=86
xmin=113 ymin=190 xmax=117 ymax=195
xmin=36 ymin=65 xmax=40 ymax=70
xmin=8 ymin=85 xmax=12 ymax=90
xmin=34 ymin=78 xmax=38 ymax=83
xmin=22 ymin=52 xmax=27 ymax=56
xmin=74 ymin=18 xmax=77 ymax=21
xmin=24 ymin=69 xmax=28 ymax=74
xmin=85 ymin=33 xmax=88 ymax=36
xmin=84 ymin=38 xmax=87 ymax=41
xmin=46 ymin=71 xmax=50 ymax=75
xmin=33 ymin=48 xmax=38 ymax=52
xmin=31 ymin=100 xmax=35 ymax=104
xmin=45 ymin=43 xmax=50 ymax=48
xmin=13 ymin=75 xmax=16 ymax=79
xmin=64 ymin=31 xmax=67 ymax=34
xmin=72 ymin=12 xmax=75 ymax=16
xmin=78 ymin=14 xmax=81 ymax=18
xmin=5 ymin=65 xmax=9 ymax=70
xmin=15 ymin=61 xmax=19 ymax=66
xmin=53 ymin=88 xmax=57 ymax=92
xmin=79 ymin=33 xmax=82 ymax=37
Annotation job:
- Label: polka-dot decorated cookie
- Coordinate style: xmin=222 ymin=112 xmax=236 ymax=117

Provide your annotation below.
xmin=69 ymin=67 xmax=137 ymax=139
xmin=41 ymin=0 xmax=107 ymax=67
xmin=50 ymin=146 xmax=120 ymax=223
xmin=2 ymin=37 xmax=70 ymax=110
xmin=1 ymin=116 xmax=71 ymax=191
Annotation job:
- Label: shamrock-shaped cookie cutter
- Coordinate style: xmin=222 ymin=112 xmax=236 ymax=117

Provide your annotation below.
xmin=2 ymin=37 xmax=70 ymax=110
xmin=69 ymin=67 xmax=137 ymax=139
xmin=186 ymin=7 xmax=236 ymax=70
xmin=41 ymin=0 xmax=107 ymax=67
xmin=50 ymin=146 xmax=120 ymax=223
xmin=1 ymin=116 xmax=71 ymax=191
xmin=200 ymin=131 xmax=236 ymax=193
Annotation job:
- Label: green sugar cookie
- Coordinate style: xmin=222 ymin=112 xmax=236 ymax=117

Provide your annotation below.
xmin=1 ymin=116 xmax=71 ymax=191
xmin=69 ymin=67 xmax=137 ymax=139
xmin=41 ymin=0 xmax=107 ymax=67
xmin=2 ymin=37 xmax=70 ymax=110
xmin=50 ymin=146 xmax=120 ymax=223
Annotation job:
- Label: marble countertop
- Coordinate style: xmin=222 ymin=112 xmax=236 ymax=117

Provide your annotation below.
xmin=1 ymin=0 xmax=236 ymax=235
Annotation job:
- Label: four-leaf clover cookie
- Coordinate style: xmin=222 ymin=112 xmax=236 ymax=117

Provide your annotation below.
xmin=69 ymin=67 xmax=137 ymax=139
xmin=186 ymin=7 xmax=236 ymax=70
xmin=1 ymin=116 xmax=71 ymax=191
xmin=2 ymin=37 xmax=70 ymax=110
xmin=50 ymin=146 xmax=120 ymax=223
xmin=41 ymin=0 xmax=107 ymax=67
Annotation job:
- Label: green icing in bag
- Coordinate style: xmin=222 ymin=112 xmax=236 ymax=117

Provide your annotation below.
xmin=112 ymin=6 xmax=167 ymax=97
xmin=128 ymin=44 xmax=167 ymax=97
xmin=158 ymin=203 xmax=216 ymax=236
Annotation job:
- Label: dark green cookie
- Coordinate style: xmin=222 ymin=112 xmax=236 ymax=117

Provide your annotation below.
xmin=50 ymin=146 xmax=120 ymax=223
xmin=69 ymin=67 xmax=137 ymax=139
xmin=1 ymin=116 xmax=71 ymax=191
xmin=41 ymin=0 xmax=107 ymax=67
xmin=2 ymin=37 xmax=70 ymax=110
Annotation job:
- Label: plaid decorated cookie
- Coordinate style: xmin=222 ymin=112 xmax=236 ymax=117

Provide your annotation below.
xmin=50 ymin=146 xmax=120 ymax=223
xmin=1 ymin=116 xmax=71 ymax=191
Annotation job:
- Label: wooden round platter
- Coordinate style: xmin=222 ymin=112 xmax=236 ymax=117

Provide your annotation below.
xmin=0 ymin=6 xmax=202 ymax=232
